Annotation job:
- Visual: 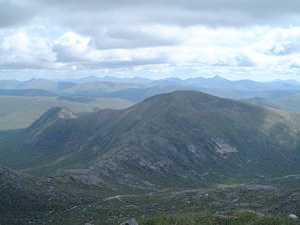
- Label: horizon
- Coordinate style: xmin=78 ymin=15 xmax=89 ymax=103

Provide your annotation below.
xmin=1 ymin=74 xmax=300 ymax=83
xmin=2 ymin=66 xmax=300 ymax=82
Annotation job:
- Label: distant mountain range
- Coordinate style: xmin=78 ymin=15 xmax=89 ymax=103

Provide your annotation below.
xmin=1 ymin=91 xmax=300 ymax=189
xmin=1 ymin=76 xmax=300 ymax=105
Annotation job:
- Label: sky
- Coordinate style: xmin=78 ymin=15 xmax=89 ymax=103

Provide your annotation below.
xmin=1 ymin=0 xmax=300 ymax=81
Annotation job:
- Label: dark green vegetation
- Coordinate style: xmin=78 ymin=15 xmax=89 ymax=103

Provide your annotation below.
xmin=0 ymin=168 xmax=299 ymax=225
xmin=0 ymin=90 xmax=300 ymax=224
xmin=140 ymin=213 xmax=298 ymax=225
xmin=0 ymin=167 xmax=114 ymax=225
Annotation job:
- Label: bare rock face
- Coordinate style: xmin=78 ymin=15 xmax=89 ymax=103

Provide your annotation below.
xmin=288 ymin=214 xmax=298 ymax=220
xmin=58 ymin=107 xmax=78 ymax=119
xmin=120 ymin=218 xmax=139 ymax=225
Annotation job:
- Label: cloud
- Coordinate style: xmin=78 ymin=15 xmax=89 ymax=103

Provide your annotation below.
xmin=53 ymin=32 xmax=93 ymax=63
xmin=253 ymin=27 xmax=300 ymax=56
xmin=1 ymin=0 xmax=300 ymax=80
xmin=0 ymin=31 xmax=56 ymax=69
xmin=27 ymin=0 xmax=300 ymax=27
xmin=89 ymin=26 xmax=182 ymax=50
xmin=1 ymin=26 xmax=300 ymax=72
xmin=0 ymin=0 xmax=36 ymax=28
xmin=2 ymin=0 xmax=300 ymax=31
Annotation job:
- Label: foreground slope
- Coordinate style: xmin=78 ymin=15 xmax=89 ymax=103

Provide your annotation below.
xmin=2 ymin=167 xmax=300 ymax=225
xmin=0 ymin=166 xmax=117 ymax=225
xmin=1 ymin=91 xmax=300 ymax=188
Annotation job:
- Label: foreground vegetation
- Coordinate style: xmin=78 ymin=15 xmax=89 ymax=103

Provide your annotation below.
xmin=141 ymin=213 xmax=298 ymax=225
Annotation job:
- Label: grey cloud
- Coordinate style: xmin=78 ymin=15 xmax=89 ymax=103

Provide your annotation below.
xmin=34 ymin=0 xmax=300 ymax=26
xmin=2 ymin=0 xmax=300 ymax=30
xmin=37 ymin=0 xmax=300 ymax=14
xmin=51 ymin=57 xmax=169 ymax=70
xmin=0 ymin=61 xmax=53 ymax=70
xmin=89 ymin=27 xmax=181 ymax=49
xmin=0 ymin=1 xmax=36 ymax=27
xmin=52 ymin=37 xmax=170 ymax=68
xmin=52 ymin=44 xmax=88 ymax=63
xmin=2 ymin=0 xmax=300 ymax=72
xmin=235 ymin=55 xmax=255 ymax=67
xmin=268 ymin=42 xmax=300 ymax=56
xmin=78 ymin=58 xmax=169 ymax=70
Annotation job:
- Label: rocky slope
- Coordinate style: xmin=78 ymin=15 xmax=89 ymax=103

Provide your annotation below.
xmin=0 ymin=166 xmax=114 ymax=225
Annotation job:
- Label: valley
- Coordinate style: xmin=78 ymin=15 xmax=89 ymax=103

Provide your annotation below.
xmin=0 ymin=96 xmax=133 ymax=130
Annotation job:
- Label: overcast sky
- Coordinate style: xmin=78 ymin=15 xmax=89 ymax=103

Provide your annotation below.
xmin=1 ymin=0 xmax=300 ymax=80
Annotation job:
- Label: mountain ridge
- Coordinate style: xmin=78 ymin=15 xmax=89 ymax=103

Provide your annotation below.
xmin=1 ymin=91 xmax=300 ymax=189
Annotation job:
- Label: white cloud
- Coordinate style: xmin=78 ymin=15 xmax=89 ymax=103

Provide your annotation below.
xmin=2 ymin=0 xmax=300 ymax=80
xmin=0 ymin=30 xmax=55 ymax=69
xmin=1 ymin=23 xmax=300 ymax=80
xmin=53 ymin=32 xmax=95 ymax=63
